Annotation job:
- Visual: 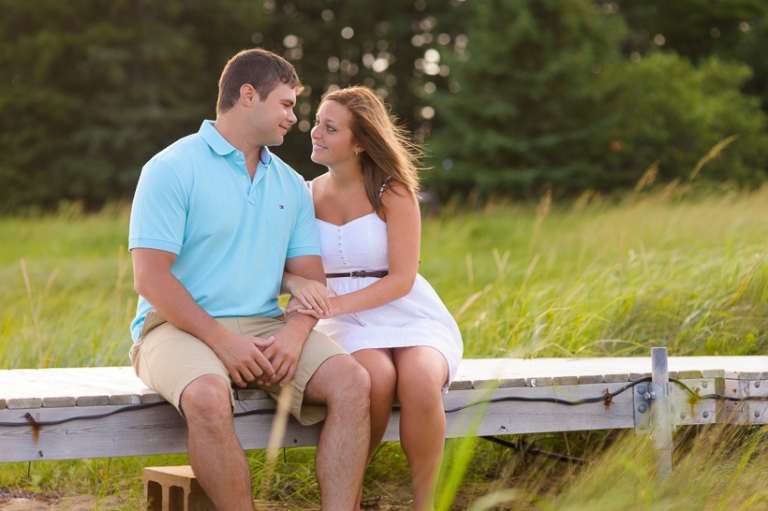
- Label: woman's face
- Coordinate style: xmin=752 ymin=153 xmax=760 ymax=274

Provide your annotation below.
xmin=310 ymin=100 xmax=362 ymax=168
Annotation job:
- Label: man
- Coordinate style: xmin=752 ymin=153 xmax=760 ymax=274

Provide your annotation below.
xmin=128 ymin=49 xmax=371 ymax=510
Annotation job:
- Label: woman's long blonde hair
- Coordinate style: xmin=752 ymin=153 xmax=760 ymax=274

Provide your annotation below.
xmin=319 ymin=86 xmax=422 ymax=211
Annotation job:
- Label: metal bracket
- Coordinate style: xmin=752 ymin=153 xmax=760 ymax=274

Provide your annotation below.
xmin=633 ymin=382 xmax=653 ymax=434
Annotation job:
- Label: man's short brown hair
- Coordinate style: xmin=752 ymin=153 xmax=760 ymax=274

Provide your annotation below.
xmin=217 ymin=49 xmax=302 ymax=115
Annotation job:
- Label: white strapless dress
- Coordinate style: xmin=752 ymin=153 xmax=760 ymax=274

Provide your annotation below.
xmin=313 ymin=212 xmax=464 ymax=389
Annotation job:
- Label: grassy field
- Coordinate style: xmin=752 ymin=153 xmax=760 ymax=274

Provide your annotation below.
xmin=1 ymin=184 xmax=767 ymax=509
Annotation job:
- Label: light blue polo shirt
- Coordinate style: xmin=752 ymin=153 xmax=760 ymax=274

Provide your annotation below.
xmin=128 ymin=120 xmax=320 ymax=341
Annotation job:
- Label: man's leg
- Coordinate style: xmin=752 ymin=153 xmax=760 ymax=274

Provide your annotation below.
xmin=132 ymin=317 xmax=255 ymax=511
xmin=303 ymin=354 xmax=371 ymax=510
xmin=181 ymin=375 xmax=255 ymax=511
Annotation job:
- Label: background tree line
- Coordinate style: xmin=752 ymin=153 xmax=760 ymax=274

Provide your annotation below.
xmin=1 ymin=0 xmax=766 ymax=209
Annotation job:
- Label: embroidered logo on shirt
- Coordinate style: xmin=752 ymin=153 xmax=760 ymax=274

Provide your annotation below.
xmin=279 ymin=205 xmax=284 ymax=209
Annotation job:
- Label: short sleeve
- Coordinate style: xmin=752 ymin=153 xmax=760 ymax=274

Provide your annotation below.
xmin=286 ymin=177 xmax=321 ymax=259
xmin=129 ymin=158 xmax=190 ymax=254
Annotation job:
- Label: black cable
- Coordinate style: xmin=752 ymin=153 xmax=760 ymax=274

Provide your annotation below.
xmin=669 ymin=377 xmax=768 ymax=402
xmin=234 ymin=408 xmax=281 ymax=417
xmin=0 ymin=401 xmax=169 ymax=427
xmin=1 ymin=375 xmax=766 ymax=428
xmin=0 ymin=401 xmax=280 ymax=428
xmin=443 ymin=377 xmax=652 ymax=414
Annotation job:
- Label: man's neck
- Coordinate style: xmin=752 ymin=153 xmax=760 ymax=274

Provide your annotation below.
xmin=213 ymin=116 xmax=263 ymax=178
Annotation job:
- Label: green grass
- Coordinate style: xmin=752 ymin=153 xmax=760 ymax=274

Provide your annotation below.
xmin=1 ymin=185 xmax=768 ymax=509
xmin=421 ymin=185 xmax=768 ymax=359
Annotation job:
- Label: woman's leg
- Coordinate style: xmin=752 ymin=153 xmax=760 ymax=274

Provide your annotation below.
xmin=393 ymin=346 xmax=448 ymax=511
xmin=351 ymin=348 xmax=397 ymax=510
xmin=352 ymin=348 xmax=398 ymax=460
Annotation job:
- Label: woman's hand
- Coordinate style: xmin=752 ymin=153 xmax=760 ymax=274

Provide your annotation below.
xmin=285 ymin=296 xmax=340 ymax=319
xmin=284 ymin=274 xmax=332 ymax=316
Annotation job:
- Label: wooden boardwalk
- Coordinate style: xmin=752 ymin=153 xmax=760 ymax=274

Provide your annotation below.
xmin=1 ymin=356 xmax=766 ymax=463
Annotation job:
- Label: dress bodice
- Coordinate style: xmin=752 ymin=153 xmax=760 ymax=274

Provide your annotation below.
xmin=316 ymin=213 xmax=389 ymax=274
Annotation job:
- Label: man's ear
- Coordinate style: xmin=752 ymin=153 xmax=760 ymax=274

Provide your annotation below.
xmin=240 ymin=84 xmax=259 ymax=106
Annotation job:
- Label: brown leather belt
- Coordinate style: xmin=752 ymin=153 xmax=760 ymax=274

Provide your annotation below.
xmin=325 ymin=270 xmax=389 ymax=278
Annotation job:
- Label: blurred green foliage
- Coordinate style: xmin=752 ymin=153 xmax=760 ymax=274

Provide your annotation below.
xmin=1 ymin=0 xmax=766 ymax=208
xmin=425 ymin=0 xmax=627 ymax=198
xmin=0 ymin=0 xmax=462 ymax=210
xmin=0 ymin=0 xmax=269 ymax=208
xmin=425 ymin=0 xmax=768 ymax=199
xmin=601 ymin=52 xmax=768 ymax=186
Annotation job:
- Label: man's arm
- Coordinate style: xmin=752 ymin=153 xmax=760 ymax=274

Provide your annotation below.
xmin=263 ymin=255 xmax=327 ymax=386
xmin=132 ymin=247 xmax=275 ymax=387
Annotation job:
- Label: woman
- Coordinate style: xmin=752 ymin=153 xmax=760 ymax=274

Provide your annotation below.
xmin=284 ymin=86 xmax=463 ymax=511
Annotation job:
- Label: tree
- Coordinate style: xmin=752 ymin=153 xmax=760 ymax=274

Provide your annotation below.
xmin=252 ymin=0 xmax=469 ymax=180
xmin=614 ymin=0 xmax=766 ymax=60
xmin=424 ymin=0 xmax=768 ymax=199
xmin=425 ymin=0 xmax=626 ymax=199
xmin=0 ymin=0 xmax=271 ymax=209
xmin=0 ymin=0 xmax=469 ymax=209
xmin=614 ymin=0 xmax=768 ymax=111
xmin=601 ymin=52 xmax=768 ymax=185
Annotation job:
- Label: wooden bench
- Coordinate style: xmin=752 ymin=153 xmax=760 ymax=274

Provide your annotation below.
xmin=2 ymin=352 xmax=767 ymax=464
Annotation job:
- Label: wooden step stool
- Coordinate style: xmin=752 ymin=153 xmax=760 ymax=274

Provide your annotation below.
xmin=143 ymin=466 xmax=215 ymax=511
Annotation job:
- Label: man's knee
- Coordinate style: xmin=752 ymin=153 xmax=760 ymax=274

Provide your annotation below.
xmin=345 ymin=357 xmax=371 ymax=402
xmin=180 ymin=374 xmax=233 ymax=424
xmin=310 ymin=355 xmax=371 ymax=406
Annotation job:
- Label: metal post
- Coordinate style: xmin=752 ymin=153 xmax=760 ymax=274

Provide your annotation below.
xmin=651 ymin=347 xmax=672 ymax=479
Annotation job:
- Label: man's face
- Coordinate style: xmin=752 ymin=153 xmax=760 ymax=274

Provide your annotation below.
xmin=251 ymin=83 xmax=298 ymax=147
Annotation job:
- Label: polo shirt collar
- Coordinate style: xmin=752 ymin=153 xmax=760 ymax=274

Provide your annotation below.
xmin=199 ymin=120 xmax=272 ymax=164
xmin=259 ymin=146 xmax=272 ymax=165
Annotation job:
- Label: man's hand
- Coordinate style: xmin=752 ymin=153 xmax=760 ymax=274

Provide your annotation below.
xmin=261 ymin=321 xmax=305 ymax=387
xmin=133 ymin=248 xmax=279 ymax=388
xmin=211 ymin=331 xmax=276 ymax=388
xmin=267 ymin=255 xmax=326 ymax=386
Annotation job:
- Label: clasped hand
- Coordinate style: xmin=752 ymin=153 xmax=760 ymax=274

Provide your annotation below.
xmin=214 ymin=332 xmax=276 ymax=388
xmin=214 ymin=327 xmax=306 ymax=388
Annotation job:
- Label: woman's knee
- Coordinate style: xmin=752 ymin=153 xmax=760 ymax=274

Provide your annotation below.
xmin=355 ymin=352 xmax=397 ymax=400
xmin=395 ymin=348 xmax=447 ymax=392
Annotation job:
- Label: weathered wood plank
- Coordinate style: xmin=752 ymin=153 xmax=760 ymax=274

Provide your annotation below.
xmin=0 ymin=357 xmax=766 ymax=463
xmin=0 ymin=368 xmax=149 ymax=407
xmin=0 ymin=383 xmax=637 ymax=462
xmin=441 ymin=383 xmax=636 ymax=437
xmin=43 ymin=368 xmax=156 ymax=405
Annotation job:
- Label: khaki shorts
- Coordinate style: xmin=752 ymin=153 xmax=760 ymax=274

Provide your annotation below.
xmin=129 ymin=311 xmax=347 ymax=426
